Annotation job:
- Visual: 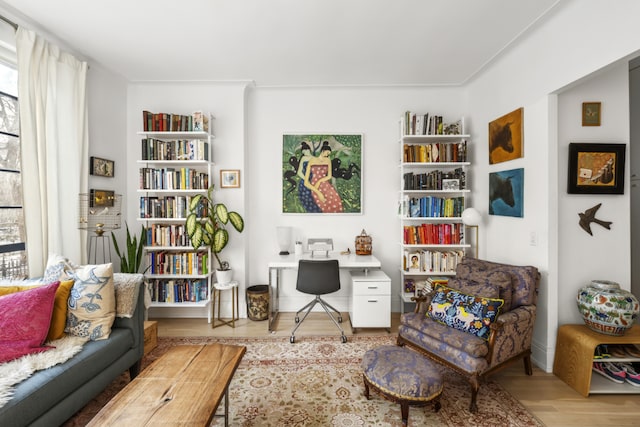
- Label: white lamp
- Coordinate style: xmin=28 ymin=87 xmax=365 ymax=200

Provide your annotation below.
xmin=461 ymin=207 xmax=481 ymax=258
xmin=276 ymin=226 xmax=292 ymax=255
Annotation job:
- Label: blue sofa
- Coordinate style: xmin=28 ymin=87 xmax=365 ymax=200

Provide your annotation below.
xmin=0 ymin=276 xmax=145 ymax=427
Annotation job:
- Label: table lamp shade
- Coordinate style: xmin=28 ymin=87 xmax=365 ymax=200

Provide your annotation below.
xmin=461 ymin=207 xmax=481 ymax=226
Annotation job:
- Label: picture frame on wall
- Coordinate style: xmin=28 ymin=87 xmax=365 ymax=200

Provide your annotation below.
xmin=220 ymin=170 xmax=240 ymax=188
xmin=281 ymin=133 xmax=362 ymax=214
xmin=488 ymin=107 xmax=523 ymax=165
xmin=90 ymin=156 xmax=114 ymax=178
xmin=582 ymin=102 xmax=601 ymax=126
xmin=489 ymin=168 xmax=524 ymax=217
xmin=90 ymin=189 xmax=115 ymax=207
xmin=567 ymin=142 xmax=625 ymax=194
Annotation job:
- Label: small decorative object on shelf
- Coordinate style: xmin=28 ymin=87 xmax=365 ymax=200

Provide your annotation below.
xmin=355 ymin=229 xmax=372 ymax=255
xmin=576 ymin=280 xmax=640 ymax=336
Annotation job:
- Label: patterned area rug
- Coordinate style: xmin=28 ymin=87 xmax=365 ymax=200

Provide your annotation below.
xmin=64 ymin=335 xmax=543 ymax=426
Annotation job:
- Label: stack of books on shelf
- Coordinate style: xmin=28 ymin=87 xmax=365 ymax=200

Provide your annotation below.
xmin=403 ymin=169 xmax=466 ymax=190
xmin=404 ymin=111 xmax=463 ymax=136
xmin=139 ymin=195 xmax=194 ymax=219
xmin=403 ymin=223 xmax=463 ymax=245
xmin=148 ymin=279 xmax=209 ymax=303
xmin=404 ymin=196 xmax=465 ymax=218
xmin=403 ymin=142 xmax=467 ymax=163
xmin=146 ymin=223 xmax=190 ymax=247
xmin=146 ymin=251 xmax=209 ymax=275
xmin=139 ymin=167 xmax=209 ymax=190
xmin=143 ymin=110 xmax=209 ymax=132
xmin=403 ymin=250 xmax=465 ymax=274
xmin=141 ymin=138 xmax=210 ymax=161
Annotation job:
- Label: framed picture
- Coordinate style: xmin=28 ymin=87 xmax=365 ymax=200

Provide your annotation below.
xmin=90 ymin=189 xmax=115 ymax=207
xmin=568 ymin=143 xmax=625 ymax=194
xmin=489 ymin=168 xmax=524 ymax=217
xmin=442 ymin=179 xmax=460 ymax=191
xmin=282 ymin=134 xmax=362 ymax=214
xmin=407 ymin=251 xmax=422 ymax=272
xmin=582 ymin=102 xmax=601 ymax=126
xmin=90 ymin=156 xmax=114 ymax=178
xmin=220 ymin=170 xmax=240 ymax=188
xmin=489 ymin=107 xmax=523 ymax=165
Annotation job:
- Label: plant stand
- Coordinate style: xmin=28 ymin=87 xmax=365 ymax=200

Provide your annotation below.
xmin=211 ymin=281 xmax=239 ymax=328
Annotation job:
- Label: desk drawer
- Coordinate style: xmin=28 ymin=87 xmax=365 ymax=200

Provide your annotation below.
xmin=351 ymin=296 xmax=391 ymax=328
xmin=352 ymin=280 xmax=390 ymax=296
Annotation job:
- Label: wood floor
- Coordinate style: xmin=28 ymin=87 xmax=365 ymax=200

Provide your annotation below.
xmin=152 ymin=313 xmax=640 ymax=426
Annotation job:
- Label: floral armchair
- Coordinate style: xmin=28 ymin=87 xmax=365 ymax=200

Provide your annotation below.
xmin=397 ymin=257 xmax=540 ymax=412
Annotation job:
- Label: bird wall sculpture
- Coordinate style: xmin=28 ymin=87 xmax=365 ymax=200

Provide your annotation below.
xmin=578 ymin=203 xmax=612 ymax=236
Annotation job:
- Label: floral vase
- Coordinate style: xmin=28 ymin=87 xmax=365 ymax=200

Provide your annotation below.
xmin=576 ymin=280 xmax=639 ymax=336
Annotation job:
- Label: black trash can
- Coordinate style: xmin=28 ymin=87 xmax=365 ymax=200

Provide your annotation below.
xmin=246 ymin=285 xmax=269 ymax=321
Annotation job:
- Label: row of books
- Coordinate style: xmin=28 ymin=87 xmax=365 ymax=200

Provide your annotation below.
xmin=403 ymin=223 xmax=464 ymax=245
xmin=403 ymin=168 xmax=466 ymax=191
xmin=403 ymin=196 xmax=465 ymax=218
xmin=142 ymin=110 xmax=209 ymax=132
xmin=148 ymin=279 xmax=209 ymax=303
xmin=146 ymin=251 xmax=209 ymax=275
xmin=403 ymin=142 xmax=467 ymax=163
xmin=145 ymin=223 xmax=191 ymax=247
xmin=139 ymin=195 xmax=206 ymax=219
xmin=403 ymin=111 xmax=463 ymax=136
xmin=139 ymin=167 xmax=209 ymax=191
xmin=141 ymin=138 xmax=210 ymax=161
xmin=403 ymin=250 xmax=465 ymax=274
xmin=404 ymin=277 xmax=451 ymax=297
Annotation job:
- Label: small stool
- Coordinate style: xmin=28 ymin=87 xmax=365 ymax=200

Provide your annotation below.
xmin=361 ymin=345 xmax=442 ymax=426
xmin=211 ymin=281 xmax=239 ymax=328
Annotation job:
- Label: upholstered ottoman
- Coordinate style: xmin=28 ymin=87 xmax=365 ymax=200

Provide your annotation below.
xmin=361 ymin=345 xmax=442 ymax=426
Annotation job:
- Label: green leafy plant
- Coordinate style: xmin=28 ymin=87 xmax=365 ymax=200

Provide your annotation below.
xmin=186 ymin=186 xmax=245 ymax=271
xmin=111 ymin=223 xmax=146 ymax=273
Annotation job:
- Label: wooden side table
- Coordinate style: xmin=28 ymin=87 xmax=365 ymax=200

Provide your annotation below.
xmin=212 ymin=281 xmax=239 ymax=328
xmin=553 ymin=324 xmax=640 ymax=396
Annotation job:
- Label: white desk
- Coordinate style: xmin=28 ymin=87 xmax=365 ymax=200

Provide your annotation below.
xmin=267 ymin=252 xmax=381 ymax=332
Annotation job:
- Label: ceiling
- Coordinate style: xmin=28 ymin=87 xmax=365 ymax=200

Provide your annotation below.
xmin=3 ymin=0 xmax=561 ymax=86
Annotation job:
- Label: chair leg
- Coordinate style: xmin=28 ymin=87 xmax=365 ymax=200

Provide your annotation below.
xmin=290 ymin=299 xmax=319 ymax=341
xmin=469 ymin=375 xmax=480 ymax=413
xmin=319 ymin=298 xmax=342 ymax=322
xmin=317 ymin=298 xmax=347 ymax=342
xmin=523 ymin=354 xmax=533 ymax=376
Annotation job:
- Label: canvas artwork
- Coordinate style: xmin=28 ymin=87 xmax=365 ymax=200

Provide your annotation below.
xmin=489 ymin=168 xmax=524 ymax=217
xmin=488 ymin=107 xmax=523 ymax=164
xmin=282 ymin=134 xmax=362 ymax=214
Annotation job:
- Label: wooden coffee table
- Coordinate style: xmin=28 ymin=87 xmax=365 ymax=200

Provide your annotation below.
xmin=88 ymin=344 xmax=246 ymax=426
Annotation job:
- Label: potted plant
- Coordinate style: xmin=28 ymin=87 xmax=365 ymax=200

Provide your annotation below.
xmin=111 ymin=223 xmax=146 ymax=273
xmin=185 ymin=186 xmax=245 ymax=284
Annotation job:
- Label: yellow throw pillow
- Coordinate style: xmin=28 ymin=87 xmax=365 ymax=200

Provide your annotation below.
xmin=0 ymin=279 xmax=74 ymax=341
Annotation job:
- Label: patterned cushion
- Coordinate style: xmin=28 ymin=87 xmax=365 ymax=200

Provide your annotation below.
xmin=361 ymin=345 xmax=443 ymax=401
xmin=65 ymin=263 xmax=116 ymax=341
xmin=42 ymin=253 xmax=79 ymax=284
xmin=0 ymin=279 xmax=75 ymax=341
xmin=448 ymin=276 xmax=512 ymax=312
xmin=427 ymin=284 xmax=504 ymax=340
xmin=0 ymin=281 xmax=60 ymax=363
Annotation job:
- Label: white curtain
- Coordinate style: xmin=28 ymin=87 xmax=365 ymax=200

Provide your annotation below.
xmin=16 ymin=27 xmax=88 ymax=276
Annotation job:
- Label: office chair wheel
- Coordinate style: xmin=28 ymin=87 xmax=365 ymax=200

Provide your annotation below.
xmin=290 ymin=335 xmax=295 ymax=344
xmin=295 ymin=316 xmax=300 ymax=323
xmin=341 ymin=335 xmax=347 ymax=343
xmin=338 ymin=315 xmax=343 ymax=323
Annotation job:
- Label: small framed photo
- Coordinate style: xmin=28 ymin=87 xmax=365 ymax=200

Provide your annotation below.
xmin=568 ymin=143 xmax=625 ymax=194
xmin=90 ymin=189 xmax=115 ymax=207
xmin=408 ymin=251 xmax=421 ymax=272
xmin=90 ymin=156 xmax=114 ymax=178
xmin=582 ymin=102 xmax=601 ymax=126
xmin=220 ymin=169 xmax=240 ymax=188
xmin=442 ymin=179 xmax=460 ymax=191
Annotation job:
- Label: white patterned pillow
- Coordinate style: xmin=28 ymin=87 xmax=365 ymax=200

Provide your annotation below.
xmin=42 ymin=253 xmax=79 ymax=284
xmin=65 ymin=263 xmax=116 ymax=340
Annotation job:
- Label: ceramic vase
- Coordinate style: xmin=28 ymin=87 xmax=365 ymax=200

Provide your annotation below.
xmin=216 ymin=269 xmax=233 ymax=285
xmin=576 ymin=280 xmax=639 ymax=336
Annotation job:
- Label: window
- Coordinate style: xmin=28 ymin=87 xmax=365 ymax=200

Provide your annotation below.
xmin=0 ymin=61 xmax=27 ymax=279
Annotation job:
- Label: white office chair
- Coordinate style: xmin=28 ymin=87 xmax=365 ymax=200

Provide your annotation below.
xmin=290 ymin=259 xmax=347 ymax=343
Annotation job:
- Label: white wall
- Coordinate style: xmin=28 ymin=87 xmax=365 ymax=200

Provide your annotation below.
xmin=557 ymin=62 xmax=631 ymax=324
xmin=247 ymin=86 xmax=465 ymax=312
xmin=465 ymin=0 xmax=640 ymax=370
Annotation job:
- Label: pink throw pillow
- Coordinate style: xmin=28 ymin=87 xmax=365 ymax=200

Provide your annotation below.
xmin=0 ymin=281 xmax=60 ymax=363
